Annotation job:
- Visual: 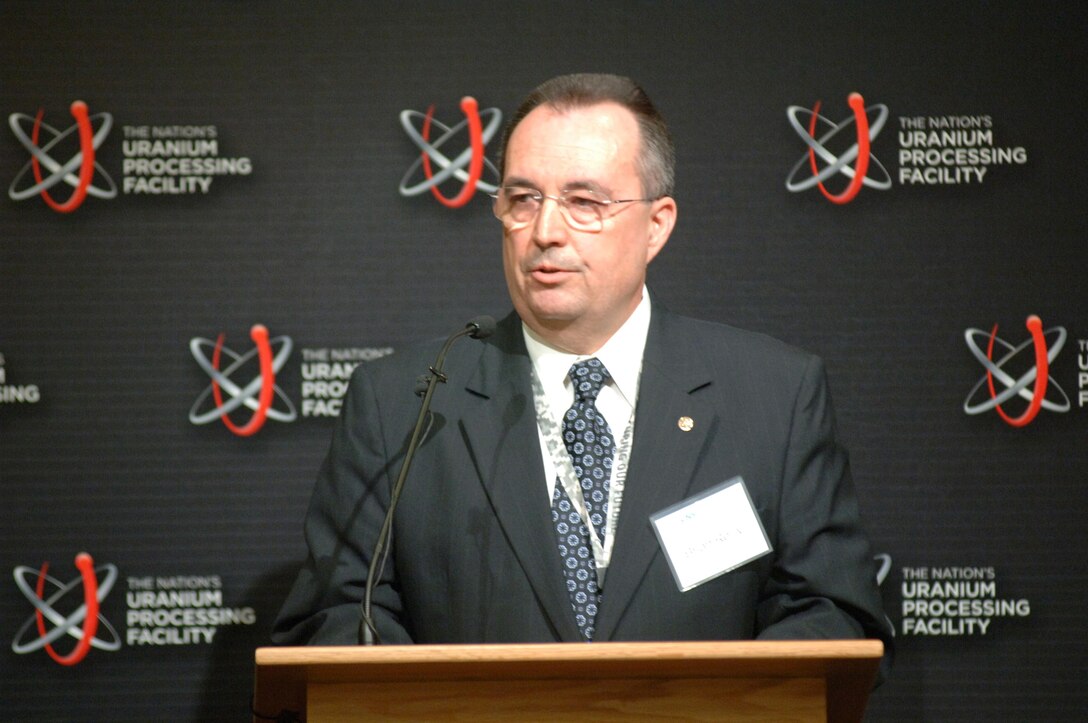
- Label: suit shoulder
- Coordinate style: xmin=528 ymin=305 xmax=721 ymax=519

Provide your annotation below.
xmin=344 ymin=334 xmax=446 ymax=394
xmin=662 ymin=313 xmax=819 ymax=373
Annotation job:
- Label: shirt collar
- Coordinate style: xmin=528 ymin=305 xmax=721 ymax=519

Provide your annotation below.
xmin=522 ymin=287 xmax=651 ymax=407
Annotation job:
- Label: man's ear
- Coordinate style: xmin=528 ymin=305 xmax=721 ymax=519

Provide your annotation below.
xmin=645 ymin=195 xmax=677 ymax=264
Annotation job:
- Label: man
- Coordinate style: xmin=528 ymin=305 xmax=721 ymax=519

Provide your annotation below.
xmin=273 ymin=74 xmax=891 ymax=663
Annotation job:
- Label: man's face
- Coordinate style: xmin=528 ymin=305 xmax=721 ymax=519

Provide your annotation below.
xmin=499 ymin=102 xmax=676 ymax=353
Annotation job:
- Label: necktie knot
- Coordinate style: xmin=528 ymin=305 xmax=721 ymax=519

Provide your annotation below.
xmin=569 ymin=358 xmax=611 ymax=403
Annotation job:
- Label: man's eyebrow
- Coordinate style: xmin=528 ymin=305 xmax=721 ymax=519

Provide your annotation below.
xmin=562 ymin=180 xmax=608 ymax=194
xmin=502 ymin=177 xmax=609 ymax=194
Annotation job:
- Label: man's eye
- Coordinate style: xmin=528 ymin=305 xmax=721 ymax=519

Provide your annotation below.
xmin=507 ymin=192 xmax=539 ymax=205
xmin=566 ymin=194 xmax=604 ymax=209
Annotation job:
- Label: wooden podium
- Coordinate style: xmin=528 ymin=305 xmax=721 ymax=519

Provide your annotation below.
xmin=253 ymin=640 xmax=882 ymax=722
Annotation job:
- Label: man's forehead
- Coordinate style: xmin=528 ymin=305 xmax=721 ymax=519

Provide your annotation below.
xmin=505 ymin=102 xmax=640 ymax=183
xmin=511 ymin=101 xmax=638 ymax=144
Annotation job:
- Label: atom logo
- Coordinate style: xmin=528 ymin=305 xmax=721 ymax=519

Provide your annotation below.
xmin=398 ymin=96 xmax=502 ymax=208
xmin=189 ymin=324 xmax=297 ymax=437
xmin=964 ymin=315 xmax=1070 ymax=427
xmin=786 ymin=92 xmax=891 ymax=204
xmin=8 ymin=101 xmax=118 ymax=213
xmin=12 ymin=553 xmax=121 ymax=665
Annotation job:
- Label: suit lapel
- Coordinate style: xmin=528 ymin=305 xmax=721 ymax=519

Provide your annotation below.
xmin=595 ymin=308 xmax=718 ymax=639
xmin=458 ymin=314 xmax=582 ymax=641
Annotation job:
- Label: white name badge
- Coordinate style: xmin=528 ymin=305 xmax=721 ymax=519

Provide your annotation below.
xmin=650 ymin=477 xmax=772 ymax=592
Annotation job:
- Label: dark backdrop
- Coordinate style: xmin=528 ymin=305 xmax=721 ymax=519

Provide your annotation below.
xmin=2 ymin=2 xmax=1085 ymax=719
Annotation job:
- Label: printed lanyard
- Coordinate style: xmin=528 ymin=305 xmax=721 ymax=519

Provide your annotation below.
xmin=530 ymin=368 xmax=635 ymax=588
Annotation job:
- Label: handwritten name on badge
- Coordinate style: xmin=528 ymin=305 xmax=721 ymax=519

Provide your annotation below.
xmin=650 ymin=477 xmax=772 ymax=592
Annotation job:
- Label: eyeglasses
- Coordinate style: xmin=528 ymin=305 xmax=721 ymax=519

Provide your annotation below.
xmin=490 ymin=186 xmax=660 ymax=233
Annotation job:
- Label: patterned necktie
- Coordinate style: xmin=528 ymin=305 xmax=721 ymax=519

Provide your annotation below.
xmin=550 ymin=357 xmax=615 ymax=640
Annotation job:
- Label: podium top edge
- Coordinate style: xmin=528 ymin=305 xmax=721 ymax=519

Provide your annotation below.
xmin=255 ymin=639 xmax=883 ymax=667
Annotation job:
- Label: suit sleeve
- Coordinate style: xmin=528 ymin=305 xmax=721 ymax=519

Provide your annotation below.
xmin=271 ymin=361 xmax=414 ymax=645
xmin=754 ymin=356 xmax=893 ymax=669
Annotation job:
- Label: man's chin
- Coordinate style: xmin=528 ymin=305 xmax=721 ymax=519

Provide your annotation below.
xmin=515 ymin=285 xmax=581 ymax=317
xmin=523 ymin=299 xmax=583 ymax=326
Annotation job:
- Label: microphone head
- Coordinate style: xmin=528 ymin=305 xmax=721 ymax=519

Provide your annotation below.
xmin=466 ymin=315 xmax=497 ymax=340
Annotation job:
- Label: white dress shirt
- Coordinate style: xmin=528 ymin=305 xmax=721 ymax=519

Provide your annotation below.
xmin=522 ymin=288 xmax=651 ymax=503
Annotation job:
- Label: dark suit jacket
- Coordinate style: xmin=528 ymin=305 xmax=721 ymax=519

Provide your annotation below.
xmin=273 ymin=304 xmax=892 ymax=660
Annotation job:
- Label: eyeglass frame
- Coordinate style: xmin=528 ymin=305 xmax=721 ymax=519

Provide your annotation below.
xmin=490 ymin=185 xmax=664 ymax=233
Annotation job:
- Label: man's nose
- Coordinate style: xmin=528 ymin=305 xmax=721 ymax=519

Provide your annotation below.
xmin=532 ymin=196 xmax=567 ymax=245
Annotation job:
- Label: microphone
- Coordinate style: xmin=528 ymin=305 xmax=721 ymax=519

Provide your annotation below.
xmin=360 ymin=316 xmax=495 ymax=645
xmin=465 ymin=314 xmax=496 ymax=340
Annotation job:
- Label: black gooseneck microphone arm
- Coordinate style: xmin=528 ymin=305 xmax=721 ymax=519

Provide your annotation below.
xmin=360 ymin=315 xmax=496 ymax=645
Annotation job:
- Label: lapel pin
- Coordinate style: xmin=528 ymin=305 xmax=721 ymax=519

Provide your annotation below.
xmin=677 ymin=416 xmax=694 ymax=432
